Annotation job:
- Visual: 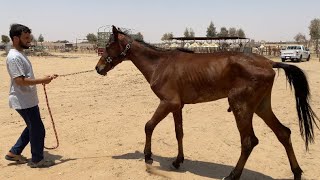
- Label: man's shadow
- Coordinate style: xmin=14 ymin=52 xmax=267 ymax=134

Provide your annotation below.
xmin=112 ymin=150 xmax=292 ymax=180
xmin=6 ymin=151 xmax=75 ymax=167
xmin=43 ymin=151 xmax=76 ymax=166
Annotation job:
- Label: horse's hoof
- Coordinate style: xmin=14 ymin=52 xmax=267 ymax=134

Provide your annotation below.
xmin=222 ymin=170 xmax=241 ymax=180
xmin=145 ymin=157 xmax=153 ymax=164
xmin=293 ymin=167 xmax=302 ymax=180
xmin=222 ymin=175 xmax=238 ymax=180
xmin=171 ymin=161 xmax=180 ymax=169
xmin=222 ymin=177 xmax=232 ymax=180
xmin=294 ymin=176 xmax=301 ymax=180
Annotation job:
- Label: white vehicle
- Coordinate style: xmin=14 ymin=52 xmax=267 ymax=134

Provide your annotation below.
xmin=280 ymin=45 xmax=310 ymax=62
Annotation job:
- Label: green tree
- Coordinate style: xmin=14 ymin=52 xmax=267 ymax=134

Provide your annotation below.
xmin=309 ymin=18 xmax=320 ymax=53
xmin=86 ymin=33 xmax=97 ymax=44
xmin=228 ymin=27 xmax=237 ymax=37
xmin=189 ymin=28 xmax=195 ymax=37
xmin=218 ymin=27 xmax=229 ymax=37
xmin=237 ymin=28 xmax=246 ymax=38
xmin=167 ymin=33 xmax=174 ymax=40
xmin=161 ymin=33 xmax=168 ymax=41
xmin=206 ymin=21 xmax=217 ymax=37
xmin=184 ymin=28 xmax=195 ymax=38
xmin=122 ymin=29 xmax=130 ymax=35
xmin=38 ymin=34 xmax=44 ymax=45
xmin=55 ymin=40 xmax=69 ymax=43
xmin=294 ymin=33 xmax=307 ymax=45
xmin=161 ymin=32 xmax=173 ymax=42
xmin=1 ymin=35 xmax=10 ymax=44
xmin=184 ymin=28 xmax=190 ymax=37
xmin=135 ymin=32 xmax=144 ymax=41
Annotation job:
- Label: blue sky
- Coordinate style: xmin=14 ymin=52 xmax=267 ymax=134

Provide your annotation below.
xmin=0 ymin=0 xmax=319 ymax=43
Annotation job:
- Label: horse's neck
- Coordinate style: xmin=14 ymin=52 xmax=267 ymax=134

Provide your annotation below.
xmin=128 ymin=44 xmax=164 ymax=83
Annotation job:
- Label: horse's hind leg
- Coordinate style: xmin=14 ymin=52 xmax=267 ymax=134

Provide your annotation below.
xmin=172 ymin=108 xmax=184 ymax=169
xmin=255 ymin=93 xmax=303 ymax=180
xmin=224 ymin=88 xmax=259 ymax=180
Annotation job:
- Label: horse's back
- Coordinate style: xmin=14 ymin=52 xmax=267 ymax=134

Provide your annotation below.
xmin=158 ymin=51 xmax=276 ymax=104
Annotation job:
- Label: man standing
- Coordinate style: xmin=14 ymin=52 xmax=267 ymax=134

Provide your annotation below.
xmin=5 ymin=24 xmax=57 ymax=168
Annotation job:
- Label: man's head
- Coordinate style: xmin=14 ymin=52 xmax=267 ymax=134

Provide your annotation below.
xmin=9 ymin=24 xmax=32 ymax=50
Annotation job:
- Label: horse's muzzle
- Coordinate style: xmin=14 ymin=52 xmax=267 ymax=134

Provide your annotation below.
xmin=95 ymin=66 xmax=106 ymax=76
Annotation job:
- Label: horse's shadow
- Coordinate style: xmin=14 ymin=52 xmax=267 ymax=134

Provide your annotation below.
xmin=112 ymin=150 xmax=285 ymax=180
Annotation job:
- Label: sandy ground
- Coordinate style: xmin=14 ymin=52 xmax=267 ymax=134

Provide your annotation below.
xmin=0 ymin=52 xmax=319 ymax=180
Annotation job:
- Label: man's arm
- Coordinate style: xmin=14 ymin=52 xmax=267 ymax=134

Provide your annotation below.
xmin=14 ymin=74 xmax=58 ymax=86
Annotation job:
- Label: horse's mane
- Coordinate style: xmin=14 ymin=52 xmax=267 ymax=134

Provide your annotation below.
xmin=176 ymin=48 xmax=194 ymax=53
xmin=117 ymin=30 xmax=194 ymax=53
xmin=135 ymin=39 xmax=169 ymax=52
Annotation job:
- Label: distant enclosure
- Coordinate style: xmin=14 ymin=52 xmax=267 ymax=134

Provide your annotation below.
xmin=5 ymin=29 xmax=315 ymax=58
xmin=157 ymin=36 xmax=252 ymax=53
xmin=155 ymin=37 xmax=314 ymax=57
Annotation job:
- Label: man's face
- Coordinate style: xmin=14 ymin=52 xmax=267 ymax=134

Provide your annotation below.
xmin=14 ymin=32 xmax=31 ymax=49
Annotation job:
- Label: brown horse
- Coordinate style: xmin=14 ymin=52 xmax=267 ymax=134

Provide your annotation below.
xmin=95 ymin=26 xmax=318 ymax=180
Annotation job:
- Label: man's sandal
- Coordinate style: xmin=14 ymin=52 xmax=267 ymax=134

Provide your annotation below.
xmin=5 ymin=154 xmax=28 ymax=164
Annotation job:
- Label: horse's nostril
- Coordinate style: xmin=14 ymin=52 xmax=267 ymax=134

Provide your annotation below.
xmin=95 ymin=66 xmax=99 ymax=72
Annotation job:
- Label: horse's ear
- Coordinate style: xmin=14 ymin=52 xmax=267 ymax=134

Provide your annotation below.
xmin=112 ymin=25 xmax=118 ymax=33
xmin=112 ymin=25 xmax=119 ymax=40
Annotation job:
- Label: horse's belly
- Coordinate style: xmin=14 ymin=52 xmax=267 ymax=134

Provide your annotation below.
xmin=181 ymin=88 xmax=228 ymax=104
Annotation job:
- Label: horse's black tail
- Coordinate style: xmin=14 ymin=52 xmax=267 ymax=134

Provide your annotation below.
xmin=273 ymin=62 xmax=319 ymax=150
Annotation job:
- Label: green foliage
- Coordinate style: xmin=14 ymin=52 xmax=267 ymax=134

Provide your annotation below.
xmin=218 ymin=27 xmax=228 ymax=37
xmin=38 ymin=34 xmax=44 ymax=43
xmin=54 ymin=40 xmax=69 ymax=43
xmin=133 ymin=32 xmax=144 ymax=41
xmin=206 ymin=21 xmax=217 ymax=37
xmin=184 ymin=28 xmax=195 ymax=38
xmin=309 ymin=18 xmax=320 ymax=40
xmin=228 ymin=27 xmax=237 ymax=37
xmin=1 ymin=35 xmax=10 ymax=44
xmin=309 ymin=18 xmax=320 ymax=52
xmin=86 ymin=33 xmax=97 ymax=44
xmin=184 ymin=28 xmax=189 ymax=37
xmin=237 ymin=28 xmax=246 ymax=38
xmin=161 ymin=32 xmax=174 ymax=41
xmin=207 ymin=25 xmax=246 ymax=38
xmin=189 ymin=29 xmax=195 ymax=37
xmin=294 ymin=33 xmax=307 ymax=44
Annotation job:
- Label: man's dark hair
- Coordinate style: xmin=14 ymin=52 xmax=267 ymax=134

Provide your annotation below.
xmin=9 ymin=24 xmax=31 ymax=41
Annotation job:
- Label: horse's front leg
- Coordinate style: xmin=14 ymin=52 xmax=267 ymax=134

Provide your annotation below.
xmin=172 ymin=108 xmax=184 ymax=169
xmin=144 ymin=100 xmax=180 ymax=164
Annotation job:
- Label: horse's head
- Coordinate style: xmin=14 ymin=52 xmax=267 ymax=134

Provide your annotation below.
xmin=95 ymin=25 xmax=132 ymax=76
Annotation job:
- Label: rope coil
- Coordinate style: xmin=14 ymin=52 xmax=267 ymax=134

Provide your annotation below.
xmin=43 ymin=84 xmax=59 ymax=150
xmin=43 ymin=69 xmax=94 ymax=149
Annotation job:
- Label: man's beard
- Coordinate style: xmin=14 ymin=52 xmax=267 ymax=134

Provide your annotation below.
xmin=19 ymin=41 xmax=30 ymax=49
